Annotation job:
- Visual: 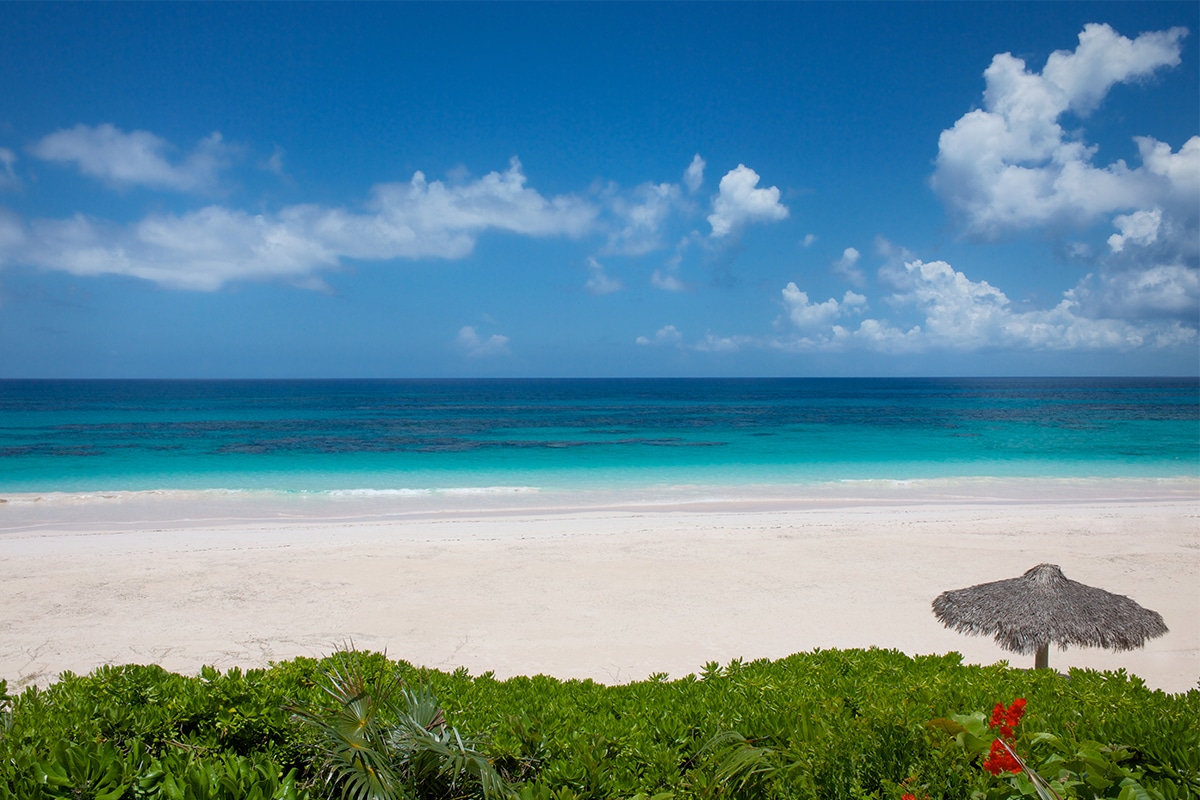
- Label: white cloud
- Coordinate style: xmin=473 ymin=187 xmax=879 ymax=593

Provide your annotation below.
xmin=650 ymin=243 xmax=690 ymax=292
xmin=262 ymin=146 xmax=285 ymax=176
xmin=20 ymin=208 xmax=335 ymax=291
xmin=932 ymin=24 xmax=1194 ymax=239
xmin=607 ymin=181 xmax=682 ymax=255
xmin=6 ymin=126 xmax=799 ymax=291
xmin=1041 ymin=23 xmax=1187 ymax=114
xmin=363 ymin=158 xmax=596 ymax=241
xmin=683 ymin=154 xmax=705 ymax=193
xmin=2 ymin=158 xmax=599 ymax=290
xmin=585 ymin=256 xmax=622 ymax=295
xmin=694 ymin=333 xmax=752 ymax=353
xmin=1107 ymin=208 xmax=1162 ymax=252
xmin=781 ymin=283 xmax=867 ymax=329
xmin=636 ymin=324 xmax=683 ymax=347
xmin=1070 ymin=264 xmax=1199 ymax=319
xmin=1138 ymin=134 xmax=1200 ymax=202
xmin=650 ymin=268 xmax=687 ymax=292
xmin=606 ymin=155 xmax=712 ymax=254
xmin=772 ymin=258 xmax=1196 ymax=353
xmin=457 ymin=325 xmax=510 ymax=358
xmin=928 ymin=23 xmax=1198 ymax=353
xmin=30 ymin=124 xmax=233 ymax=192
xmin=801 ymin=233 xmax=817 ymax=248
xmin=0 ymin=209 xmax=24 ymax=254
xmin=0 ymin=148 xmax=18 ymax=189
xmin=707 ymin=164 xmax=788 ymax=237
xmin=833 ymin=246 xmax=865 ymax=287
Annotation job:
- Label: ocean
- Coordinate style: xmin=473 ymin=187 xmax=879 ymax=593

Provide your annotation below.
xmin=1 ymin=378 xmax=1196 ymax=510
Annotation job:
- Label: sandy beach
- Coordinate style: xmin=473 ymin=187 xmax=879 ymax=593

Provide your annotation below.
xmin=1 ymin=482 xmax=1197 ymax=694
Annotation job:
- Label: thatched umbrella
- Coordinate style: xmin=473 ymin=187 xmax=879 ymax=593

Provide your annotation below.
xmin=932 ymin=563 xmax=1168 ymax=670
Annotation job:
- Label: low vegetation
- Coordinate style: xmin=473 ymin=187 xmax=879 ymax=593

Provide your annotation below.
xmin=1 ymin=648 xmax=1196 ymax=799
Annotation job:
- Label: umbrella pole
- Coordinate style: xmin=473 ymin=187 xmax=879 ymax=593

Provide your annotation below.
xmin=1035 ymin=643 xmax=1049 ymax=670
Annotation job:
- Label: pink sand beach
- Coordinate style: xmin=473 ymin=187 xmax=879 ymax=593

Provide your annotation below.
xmin=1 ymin=479 xmax=1196 ymax=693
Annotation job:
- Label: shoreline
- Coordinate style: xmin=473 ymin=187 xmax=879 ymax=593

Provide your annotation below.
xmin=1 ymin=484 xmax=1197 ymax=694
xmin=2 ymin=475 xmax=1197 ymax=531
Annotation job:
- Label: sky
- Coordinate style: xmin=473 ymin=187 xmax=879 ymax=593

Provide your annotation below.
xmin=0 ymin=2 xmax=1197 ymax=378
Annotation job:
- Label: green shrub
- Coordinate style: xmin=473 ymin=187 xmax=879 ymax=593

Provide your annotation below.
xmin=1 ymin=649 xmax=1195 ymax=800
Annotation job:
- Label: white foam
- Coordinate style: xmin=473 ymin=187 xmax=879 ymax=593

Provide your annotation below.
xmin=437 ymin=486 xmax=539 ymax=496
xmin=326 ymin=488 xmax=434 ymax=498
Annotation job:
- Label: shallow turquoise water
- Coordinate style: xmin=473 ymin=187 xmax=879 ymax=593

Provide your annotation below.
xmin=0 ymin=378 xmax=1196 ymax=494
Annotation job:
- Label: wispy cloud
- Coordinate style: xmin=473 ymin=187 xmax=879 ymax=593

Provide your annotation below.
xmin=833 ymin=246 xmax=864 ymax=287
xmin=1 ymin=157 xmax=599 ymax=290
xmin=4 ymin=129 xmax=795 ymax=294
xmin=636 ymin=324 xmax=682 ymax=347
xmin=261 ymin=145 xmax=286 ymax=177
xmin=0 ymin=148 xmax=18 ymax=190
xmin=456 ymin=325 xmax=511 ymax=358
xmin=30 ymin=123 xmax=233 ymax=193
xmin=606 ymin=181 xmax=683 ymax=255
xmin=585 ymin=256 xmax=623 ymax=295
xmin=683 ymin=154 xmax=705 ymax=193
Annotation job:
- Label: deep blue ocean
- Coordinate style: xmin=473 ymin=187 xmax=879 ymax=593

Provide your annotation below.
xmin=0 ymin=378 xmax=1197 ymax=496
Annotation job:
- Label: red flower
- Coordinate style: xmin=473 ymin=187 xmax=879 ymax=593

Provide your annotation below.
xmin=901 ymin=794 xmax=917 ymax=800
xmin=982 ymin=738 xmax=1022 ymax=775
xmin=988 ymin=698 xmax=1027 ymax=739
xmin=989 ymin=702 xmax=1006 ymax=731
xmin=1007 ymin=698 xmax=1027 ymax=728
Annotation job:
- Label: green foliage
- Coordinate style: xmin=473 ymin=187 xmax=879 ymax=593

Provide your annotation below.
xmin=934 ymin=703 xmax=1200 ymax=800
xmin=289 ymin=650 xmax=510 ymax=800
xmin=1 ymin=649 xmax=1196 ymax=800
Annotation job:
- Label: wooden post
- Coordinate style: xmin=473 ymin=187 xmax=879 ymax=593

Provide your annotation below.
xmin=1035 ymin=642 xmax=1049 ymax=670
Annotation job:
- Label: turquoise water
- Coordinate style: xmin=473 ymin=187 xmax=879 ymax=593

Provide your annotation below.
xmin=0 ymin=378 xmax=1196 ymax=495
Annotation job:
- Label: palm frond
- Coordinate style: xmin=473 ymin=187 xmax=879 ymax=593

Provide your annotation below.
xmin=292 ymin=649 xmax=513 ymax=800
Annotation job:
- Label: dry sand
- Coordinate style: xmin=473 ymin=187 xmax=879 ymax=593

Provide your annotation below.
xmin=1 ymin=484 xmax=1197 ymax=693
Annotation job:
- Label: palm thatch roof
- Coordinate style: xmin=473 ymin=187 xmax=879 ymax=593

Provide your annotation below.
xmin=932 ymin=563 xmax=1168 ymax=657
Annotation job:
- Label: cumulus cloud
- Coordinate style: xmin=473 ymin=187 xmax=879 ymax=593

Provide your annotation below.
xmin=781 ymin=283 xmax=867 ymax=329
xmin=362 ymin=158 xmax=596 ymax=241
xmin=1107 ymin=208 xmax=1162 ymax=252
xmin=30 ymin=124 xmax=233 ymax=192
xmin=801 ymin=233 xmax=817 ymax=248
xmin=707 ymin=164 xmax=788 ymax=237
xmin=932 ymin=24 xmax=1194 ymax=240
xmin=4 ymin=128 xmax=799 ymax=292
xmin=1041 ymin=23 xmax=1187 ymax=113
xmin=928 ymin=22 xmax=1198 ymax=353
xmin=1 ymin=157 xmax=599 ymax=290
xmin=683 ymin=154 xmax=705 ymax=193
xmin=636 ymin=324 xmax=683 ymax=347
xmin=1070 ymin=264 xmax=1199 ymax=320
xmin=456 ymin=325 xmax=510 ymax=358
xmin=585 ymin=256 xmax=622 ymax=295
xmin=772 ymin=258 xmax=1195 ymax=353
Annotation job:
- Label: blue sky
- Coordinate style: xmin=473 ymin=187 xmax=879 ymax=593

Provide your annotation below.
xmin=1 ymin=3 xmax=1197 ymax=378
